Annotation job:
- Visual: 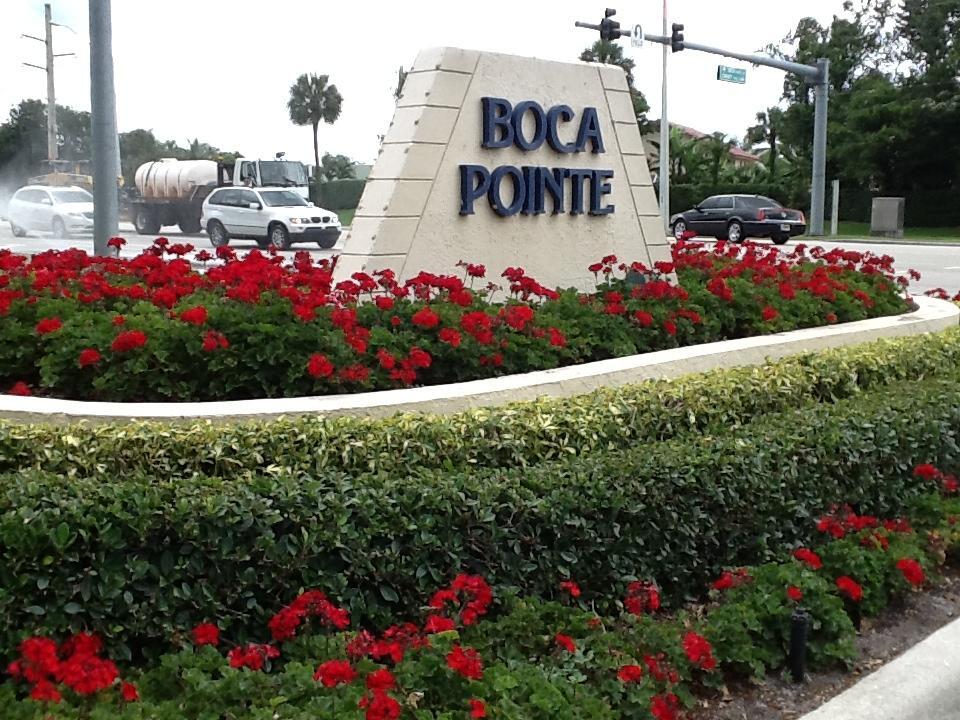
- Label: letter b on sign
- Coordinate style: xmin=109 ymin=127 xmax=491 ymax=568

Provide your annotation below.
xmin=482 ymin=97 xmax=514 ymax=149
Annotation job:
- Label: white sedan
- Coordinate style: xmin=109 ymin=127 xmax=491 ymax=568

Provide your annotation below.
xmin=7 ymin=185 xmax=95 ymax=238
xmin=201 ymin=186 xmax=341 ymax=250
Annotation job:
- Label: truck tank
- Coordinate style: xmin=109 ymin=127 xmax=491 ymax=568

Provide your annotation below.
xmin=134 ymin=159 xmax=219 ymax=200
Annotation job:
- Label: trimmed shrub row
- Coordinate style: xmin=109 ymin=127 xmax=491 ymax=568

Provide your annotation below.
xmin=3 ymin=329 xmax=960 ymax=479
xmin=310 ymin=178 xmax=366 ymax=210
xmin=2 ymin=373 xmax=959 ymax=658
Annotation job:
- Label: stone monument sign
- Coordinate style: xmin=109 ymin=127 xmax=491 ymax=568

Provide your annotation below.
xmin=336 ymin=47 xmax=671 ymax=290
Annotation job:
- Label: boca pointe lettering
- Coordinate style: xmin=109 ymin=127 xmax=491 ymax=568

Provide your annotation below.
xmin=459 ymin=97 xmax=616 ymax=218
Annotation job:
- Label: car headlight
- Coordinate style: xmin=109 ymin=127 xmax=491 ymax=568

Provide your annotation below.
xmin=289 ymin=218 xmax=311 ymax=224
xmin=68 ymin=212 xmax=85 ymax=217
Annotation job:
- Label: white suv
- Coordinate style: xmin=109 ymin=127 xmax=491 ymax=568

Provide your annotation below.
xmin=7 ymin=185 xmax=95 ymax=238
xmin=200 ymin=187 xmax=341 ymax=250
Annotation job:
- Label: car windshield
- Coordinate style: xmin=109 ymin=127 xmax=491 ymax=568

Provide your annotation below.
xmin=260 ymin=190 xmax=309 ymax=207
xmin=50 ymin=189 xmax=93 ymax=204
xmin=258 ymin=161 xmax=308 ymax=187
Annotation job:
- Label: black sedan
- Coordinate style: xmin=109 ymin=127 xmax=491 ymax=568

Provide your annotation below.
xmin=670 ymin=195 xmax=806 ymax=245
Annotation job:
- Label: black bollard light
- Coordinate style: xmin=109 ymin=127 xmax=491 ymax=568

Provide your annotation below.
xmin=844 ymin=597 xmax=862 ymax=632
xmin=789 ymin=607 xmax=810 ymax=683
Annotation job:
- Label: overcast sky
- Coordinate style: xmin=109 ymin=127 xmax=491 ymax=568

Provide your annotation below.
xmin=2 ymin=0 xmax=848 ymax=166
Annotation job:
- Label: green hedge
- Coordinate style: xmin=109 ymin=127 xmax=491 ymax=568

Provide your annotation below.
xmin=2 ymin=373 xmax=959 ymax=658
xmin=3 ymin=329 xmax=960 ymax=480
xmin=310 ymin=178 xmax=365 ymax=210
xmin=838 ymin=187 xmax=960 ymax=228
xmin=668 ymin=182 xmax=810 ymax=215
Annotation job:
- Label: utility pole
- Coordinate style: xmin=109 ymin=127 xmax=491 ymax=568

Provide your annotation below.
xmin=659 ymin=0 xmax=669 ymax=233
xmin=576 ymin=10 xmax=830 ymax=236
xmin=89 ymin=0 xmax=120 ymax=256
xmin=22 ymin=3 xmax=74 ymax=163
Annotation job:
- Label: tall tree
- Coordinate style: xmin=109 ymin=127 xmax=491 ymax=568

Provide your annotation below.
xmin=579 ymin=41 xmax=651 ymax=133
xmin=701 ymin=133 xmax=737 ymax=186
xmin=287 ymin=73 xmax=343 ymax=170
xmin=319 ymin=153 xmax=356 ymax=181
xmin=745 ymin=108 xmax=784 ymax=178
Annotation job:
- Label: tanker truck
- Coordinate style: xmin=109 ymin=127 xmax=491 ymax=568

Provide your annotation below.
xmin=127 ymin=157 xmax=309 ymax=235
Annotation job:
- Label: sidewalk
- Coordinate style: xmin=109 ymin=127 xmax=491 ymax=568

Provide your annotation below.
xmin=799 ymin=615 xmax=960 ymax=720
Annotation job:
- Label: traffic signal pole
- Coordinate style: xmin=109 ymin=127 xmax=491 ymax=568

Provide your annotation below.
xmin=576 ymin=11 xmax=830 ymax=236
xmin=659 ymin=1 xmax=669 ymax=234
xmin=89 ymin=0 xmax=120 ymax=256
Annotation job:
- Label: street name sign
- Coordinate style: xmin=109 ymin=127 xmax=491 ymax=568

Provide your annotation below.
xmin=717 ymin=65 xmax=747 ymax=84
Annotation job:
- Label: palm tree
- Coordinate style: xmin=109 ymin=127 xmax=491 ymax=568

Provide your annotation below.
xmin=745 ymin=108 xmax=783 ymax=178
xmin=287 ymin=73 xmax=343 ymax=170
xmin=701 ymin=132 xmax=736 ymax=186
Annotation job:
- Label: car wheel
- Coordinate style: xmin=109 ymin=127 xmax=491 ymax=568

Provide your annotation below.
xmin=727 ymin=220 xmax=745 ymax=243
xmin=134 ymin=208 xmax=161 ymax=235
xmin=268 ymin=223 xmax=291 ymax=250
xmin=10 ymin=222 xmax=26 ymax=238
xmin=178 ymin=217 xmax=202 ymax=234
xmin=207 ymin=220 xmax=229 ymax=248
xmin=52 ymin=217 xmax=69 ymax=239
xmin=773 ymin=234 xmax=789 ymax=246
xmin=672 ymin=219 xmax=688 ymax=240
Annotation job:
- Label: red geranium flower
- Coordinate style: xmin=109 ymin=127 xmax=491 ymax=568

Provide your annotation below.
xmin=793 ymin=548 xmax=823 ymax=570
xmin=650 ymin=693 xmax=680 ymax=720
xmin=8 ymin=381 xmax=31 ymax=396
xmin=121 ymin=682 xmax=139 ymax=702
xmin=315 ymin=659 xmax=357 ymax=688
xmin=787 ymin=586 xmax=803 ymax=602
xmin=192 ymin=623 xmax=220 ymax=647
xmin=559 ymin=580 xmax=581 ymax=598
xmin=375 ymin=296 xmax=395 ymax=311
xmin=179 ymin=306 xmax=208 ymax=325
xmin=896 ymin=558 xmax=925 ymax=587
xmin=307 ymin=353 xmax=335 ymax=379
xmin=111 ymin=330 xmax=147 ymax=352
xmin=682 ymin=631 xmax=717 ymax=670
xmin=469 ymin=698 xmax=487 ymax=718
xmin=78 ymin=348 xmax=102 ymax=368
xmin=446 ymin=645 xmax=483 ymax=680
xmin=439 ymin=327 xmax=462 ymax=347
xmin=835 ymin=576 xmax=863 ymax=602
xmin=365 ymin=668 xmax=396 ymax=691
xmin=227 ymin=643 xmax=279 ymax=671
xmin=554 ymin=633 xmax=576 ymax=653
xmin=617 ymin=664 xmax=643 ymax=683
xmin=35 ymin=317 xmax=63 ymax=335
xmin=29 ymin=679 xmax=61 ymax=703
xmin=913 ymin=464 xmax=941 ymax=480
xmin=762 ymin=306 xmax=779 ymax=322
xmin=424 ymin=615 xmax=455 ymax=634
xmin=411 ymin=307 xmax=441 ymax=328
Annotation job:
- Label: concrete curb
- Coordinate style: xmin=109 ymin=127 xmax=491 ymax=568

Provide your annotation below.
xmin=799 ymin=615 xmax=960 ymax=720
xmin=814 ymin=236 xmax=960 ymax=248
xmin=0 ymin=296 xmax=956 ymax=423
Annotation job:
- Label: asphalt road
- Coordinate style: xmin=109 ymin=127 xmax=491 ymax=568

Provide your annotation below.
xmin=0 ymin=222 xmax=957 ymax=295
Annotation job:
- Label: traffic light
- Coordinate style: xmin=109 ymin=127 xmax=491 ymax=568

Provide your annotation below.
xmin=671 ymin=23 xmax=685 ymax=52
xmin=600 ymin=8 xmax=621 ymax=41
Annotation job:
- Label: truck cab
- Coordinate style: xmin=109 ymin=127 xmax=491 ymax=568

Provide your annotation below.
xmin=234 ymin=158 xmax=309 ymax=199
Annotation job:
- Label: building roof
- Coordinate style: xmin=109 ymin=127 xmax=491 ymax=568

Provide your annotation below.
xmin=646 ymin=121 xmax=763 ymax=165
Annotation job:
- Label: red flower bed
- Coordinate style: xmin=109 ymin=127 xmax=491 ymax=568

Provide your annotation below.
xmin=0 ymin=240 xmax=910 ymax=401
xmin=4 ymin=468 xmax=956 ymax=719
